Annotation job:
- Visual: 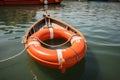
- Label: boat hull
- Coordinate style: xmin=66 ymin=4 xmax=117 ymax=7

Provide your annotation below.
xmin=23 ymin=14 xmax=87 ymax=73
xmin=0 ymin=0 xmax=62 ymax=5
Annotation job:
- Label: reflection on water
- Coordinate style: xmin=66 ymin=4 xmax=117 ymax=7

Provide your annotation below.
xmin=0 ymin=5 xmax=37 ymax=35
xmin=0 ymin=4 xmax=62 ymax=25
xmin=0 ymin=1 xmax=120 ymax=80
xmin=0 ymin=4 xmax=61 ymax=35
xmin=0 ymin=6 xmax=37 ymax=25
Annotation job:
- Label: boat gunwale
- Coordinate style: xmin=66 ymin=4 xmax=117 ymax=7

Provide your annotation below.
xmin=22 ymin=16 xmax=86 ymax=44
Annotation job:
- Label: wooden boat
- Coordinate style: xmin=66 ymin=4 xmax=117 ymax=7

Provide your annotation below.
xmin=22 ymin=13 xmax=87 ymax=73
xmin=0 ymin=0 xmax=62 ymax=5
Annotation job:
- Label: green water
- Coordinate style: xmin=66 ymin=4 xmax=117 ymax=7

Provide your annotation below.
xmin=0 ymin=1 xmax=120 ymax=80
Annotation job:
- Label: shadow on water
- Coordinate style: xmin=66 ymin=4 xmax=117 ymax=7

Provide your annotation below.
xmin=27 ymin=56 xmax=85 ymax=80
xmin=27 ymin=47 xmax=99 ymax=80
xmin=80 ymin=47 xmax=100 ymax=80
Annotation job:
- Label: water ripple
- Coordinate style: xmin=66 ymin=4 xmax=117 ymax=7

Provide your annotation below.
xmin=0 ymin=1 xmax=120 ymax=80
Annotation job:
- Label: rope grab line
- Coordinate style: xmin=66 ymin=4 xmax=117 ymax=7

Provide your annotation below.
xmin=30 ymin=34 xmax=78 ymax=48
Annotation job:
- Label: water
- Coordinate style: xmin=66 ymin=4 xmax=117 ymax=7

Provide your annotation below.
xmin=0 ymin=1 xmax=120 ymax=80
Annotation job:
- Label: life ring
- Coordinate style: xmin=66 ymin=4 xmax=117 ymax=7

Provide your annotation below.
xmin=26 ymin=28 xmax=86 ymax=73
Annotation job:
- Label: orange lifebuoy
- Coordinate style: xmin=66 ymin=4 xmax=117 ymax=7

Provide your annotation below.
xmin=26 ymin=28 xmax=86 ymax=73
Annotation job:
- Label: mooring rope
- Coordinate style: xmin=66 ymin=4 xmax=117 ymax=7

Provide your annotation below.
xmin=0 ymin=45 xmax=29 ymax=63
